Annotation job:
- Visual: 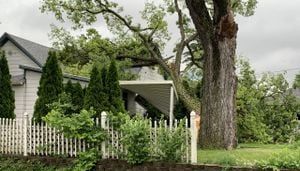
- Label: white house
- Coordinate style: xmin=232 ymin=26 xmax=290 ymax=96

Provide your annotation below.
xmin=0 ymin=32 xmax=177 ymax=120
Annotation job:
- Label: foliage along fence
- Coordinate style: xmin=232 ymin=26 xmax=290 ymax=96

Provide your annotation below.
xmin=0 ymin=112 xmax=197 ymax=163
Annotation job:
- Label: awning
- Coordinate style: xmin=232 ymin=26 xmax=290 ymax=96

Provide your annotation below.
xmin=120 ymin=80 xmax=178 ymax=117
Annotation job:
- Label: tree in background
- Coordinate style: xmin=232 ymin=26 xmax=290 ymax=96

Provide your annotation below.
xmin=64 ymin=80 xmax=84 ymax=114
xmin=0 ymin=50 xmax=15 ymax=118
xmin=259 ymin=73 xmax=300 ymax=143
xmin=33 ymin=52 xmax=63 ymax=122
xmin=84 ymin=66 xmax=109 ymax=117
xmin=107 ymin=60 xmax=125 ymax=113
xmin=236 ymin=59 xmax=269 ymax=143
xmin=293 ymin=73 xmax=300 ymax=89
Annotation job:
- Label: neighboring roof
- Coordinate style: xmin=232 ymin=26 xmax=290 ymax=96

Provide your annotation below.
xmin=11 ymin=74 xmax=25 ymax=86
xmin=20 ymin=64 xmax=177 ymax=115
xmin=0 ymin=32 xmax=50 ymax=67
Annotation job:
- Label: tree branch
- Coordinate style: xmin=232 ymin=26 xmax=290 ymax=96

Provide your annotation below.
xmin=185 ymin=0 xmax=213 ymax=45
xmin=174 ymin=0 xmax=186 ymax=75
xmin=186 ymin=43 xmax=203 ymax=69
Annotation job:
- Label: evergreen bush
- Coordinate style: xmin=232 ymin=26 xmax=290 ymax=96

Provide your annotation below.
xmin=84 ymin=66 xmax=109 ymax=116
xmin=64 ymin=80 xmax=84 ymax=114
xmin=33 ymin=51 xmax=63 ymax=122
xmin=0 ymin=50 xmax=15 ymax=118
xmin=107 ymin=60 xmax=125 ymax=113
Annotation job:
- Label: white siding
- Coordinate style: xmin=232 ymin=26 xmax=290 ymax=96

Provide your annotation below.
xmin=24 ymin=71 xmax=41 ymax=119
xmin=0 ymin=41 xmax=38 ymax=76
xmin=13 ymin=85 xmax=25 ymax=119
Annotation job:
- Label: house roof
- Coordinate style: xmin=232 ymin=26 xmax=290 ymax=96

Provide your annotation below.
xmin=0 ymin=32 xmax=50 ymax=67
xmin=20 ymin=65 xmax=177 ymax=115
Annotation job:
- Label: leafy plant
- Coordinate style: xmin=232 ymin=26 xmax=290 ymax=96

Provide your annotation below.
xmin=44 ymin=102 xmax=107 ymax=170
xmin=120 ymin=116 xmax=151 ymax=165
xmin=73 ymin=148 xmax=100 ymax=171
xmin=256 ymin=149 xmax=300 ymax=170
xmin=154 ymin=121 xmax=188 ymax=162
xmin=107 ymin=111 xmax=130 ymax=130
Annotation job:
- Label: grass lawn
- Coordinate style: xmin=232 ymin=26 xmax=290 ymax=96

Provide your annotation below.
xmin=198 ymin=143 xmax=293 ymax=166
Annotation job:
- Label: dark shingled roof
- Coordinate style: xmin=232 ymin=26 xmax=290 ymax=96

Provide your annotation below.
xmin=0 ymin=32 xmax=50 ymax=67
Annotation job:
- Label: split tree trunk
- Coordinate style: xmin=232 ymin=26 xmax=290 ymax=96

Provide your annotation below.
xmin=186 ymin=0 xmax=238 ymax=149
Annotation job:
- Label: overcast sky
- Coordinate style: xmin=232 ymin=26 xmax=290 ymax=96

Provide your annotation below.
xmin=0 ymin=0 xmax=299 ymax=84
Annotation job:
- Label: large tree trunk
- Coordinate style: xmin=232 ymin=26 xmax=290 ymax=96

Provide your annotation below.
xmin=186 ymin=0 xmax=238 ymax=149
xmin=200 ymin=38 xmax=237 ymax=149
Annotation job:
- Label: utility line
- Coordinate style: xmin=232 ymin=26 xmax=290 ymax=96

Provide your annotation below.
xmin=256 ymin=67 xmax=300 ymax=75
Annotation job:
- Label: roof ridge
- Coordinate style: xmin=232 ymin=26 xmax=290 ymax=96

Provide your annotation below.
xmin=6 ymin=32 xmax=50 ymax=49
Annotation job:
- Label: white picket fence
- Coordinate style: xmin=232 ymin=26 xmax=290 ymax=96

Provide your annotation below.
xmin=0 ymin=111 xmax=197 ymax=163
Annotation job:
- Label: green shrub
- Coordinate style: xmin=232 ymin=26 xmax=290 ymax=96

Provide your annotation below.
xmin=44 ymin=102 xmax=107 ymax=171
xmin=0 ymin=50 xmax=15 ymax=118
xmin=33 ymin=51 xmax=63 ymax=122
xmin=84 ymin=66 xmax=109 ymax=117
xmin=120 ymin=116 xmax=151 ymax=164
xmin=106 ymin=60 xmax=125 ymax=113
xmin=154 ymin=121 xmax=187 ymax=162
xmin=107 ymin=111 xmax=130 ymax=130
xmin=64 ymin=80 xmax=84 ymax=114
xmin=256 ymin=149 xmax=300 ymax=170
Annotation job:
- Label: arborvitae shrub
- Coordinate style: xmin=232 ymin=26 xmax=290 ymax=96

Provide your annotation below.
xmin=107 ymin=60 xmax=125 ymax=113
xmin=84 ymin=66 xmax=109 ymax=117
xmin=63 ymin=80 xmax=84 ymax=114
xmin=0 ymin=50 xmax=15 ymax=118
xmin=33 ymin=51 xmax=63 ymax=122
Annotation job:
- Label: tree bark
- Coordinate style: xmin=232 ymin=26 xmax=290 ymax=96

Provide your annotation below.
xmin=186 ymin=0 xmax=238 ymax=149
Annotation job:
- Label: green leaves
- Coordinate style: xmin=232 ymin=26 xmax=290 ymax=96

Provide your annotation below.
xmin=237 ymin=58 xmax=300 ymax=143
xmin=120 ymin=117 xmax=151 ymax=165
xmin=44 ymin=107 xmax=107 ymax=171
xmin=155 ymin=121 xmax=187 ymax=162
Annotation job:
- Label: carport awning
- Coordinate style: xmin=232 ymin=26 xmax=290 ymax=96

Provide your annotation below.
xmin=120 ymin=81 xmax=177 ymax=115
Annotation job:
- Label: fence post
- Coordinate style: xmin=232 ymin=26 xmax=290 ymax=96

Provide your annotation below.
xmin=23 ymin=112 xmax=28 ymax=156
xmin=190 ymin=111 xmax=197 ymax=163
xmin=101 ymin=111 xmax=107 ymax=159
